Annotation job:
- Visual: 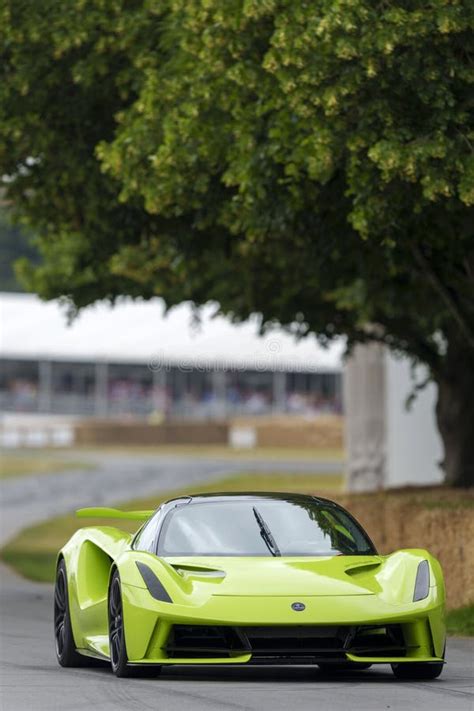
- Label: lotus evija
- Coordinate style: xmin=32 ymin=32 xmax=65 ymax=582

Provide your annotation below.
xmin=54 ymin=493 xmax=445 ymax=679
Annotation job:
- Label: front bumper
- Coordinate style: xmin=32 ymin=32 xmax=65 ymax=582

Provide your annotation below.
xmin=121 ymin=585 xmax=445 ymax=665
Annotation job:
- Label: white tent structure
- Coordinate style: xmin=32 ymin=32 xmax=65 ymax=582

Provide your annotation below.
xmin=0 ymin=293 xmax=344 ymax=422
xmin=1 ymin=293 xmax=343 ymax=372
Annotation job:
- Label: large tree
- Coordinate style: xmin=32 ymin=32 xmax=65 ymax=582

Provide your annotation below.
xmin=0 ymin=210 xmax=39 ymax=291
xmin=1 ymin=0 xmax=473 ymax=485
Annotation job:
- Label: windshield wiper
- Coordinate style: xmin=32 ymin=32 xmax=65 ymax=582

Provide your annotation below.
xmin=252 ymin=507 xmax=281 ymax=557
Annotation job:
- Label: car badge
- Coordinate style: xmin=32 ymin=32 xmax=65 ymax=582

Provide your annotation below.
xmin=291 ymin=602 xmax=306 ymax=612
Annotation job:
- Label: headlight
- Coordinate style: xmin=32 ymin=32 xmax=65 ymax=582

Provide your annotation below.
xmin=413 ymin=560 xmax=430 ymax=602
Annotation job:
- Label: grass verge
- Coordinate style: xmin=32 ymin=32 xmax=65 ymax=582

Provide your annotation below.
xmin=78 ymin=444 xmax=345 ymax=461
xmin=446 ymin=605 xmax=474 ymax=636
xmin=0 ymin=452 xmax=96 ymax=479
xmin=0 ymin=470 xmax=342 ymax=583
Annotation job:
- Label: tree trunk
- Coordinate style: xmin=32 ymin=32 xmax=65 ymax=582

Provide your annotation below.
xmin=435 ymin=337 xmax=474 ymax=487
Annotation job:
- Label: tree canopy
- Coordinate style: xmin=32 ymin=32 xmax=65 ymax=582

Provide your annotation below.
xmin=1 ymin=0 xmax=474 ymax=482
xmin=0 ymin=210 xmax=38 ymax=291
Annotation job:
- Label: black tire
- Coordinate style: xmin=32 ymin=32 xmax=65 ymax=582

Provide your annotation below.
xmin=318 ymin=662 xmax=372 ymax=673
xmin=391 ymin=660 xmax=444 ymax=680
xmin=108 ymin=570 xmax=161 ymax=678
xmin=54 ymin=559 xmax=90 ymax=667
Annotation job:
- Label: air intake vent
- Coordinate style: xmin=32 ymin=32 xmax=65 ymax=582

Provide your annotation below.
xmin=165 ymin=624 xmax=408 ymax=661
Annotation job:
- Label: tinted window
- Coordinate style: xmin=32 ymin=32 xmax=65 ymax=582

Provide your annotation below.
xmin=133 ymin=512 xmax=160 ymax=552
xmin=157 ymin=499 xmax=374 ymax=557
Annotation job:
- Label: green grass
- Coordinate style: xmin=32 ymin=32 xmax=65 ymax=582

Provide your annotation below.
xmin=1 ymin=551 xmax=58 ymax=583
xmin=0 ymin=452 xmax=96 ymax=479
xmin=0 ymin=470 xmax=342 ymax=583
xmin=79 ymin=444 xmax=345 ymax=461
xmin=446 ymin=604 xmax=474 ymax=636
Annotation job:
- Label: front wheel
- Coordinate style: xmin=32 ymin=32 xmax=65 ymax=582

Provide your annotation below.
xmin=108 ymin=570 xmax=161 ymax=678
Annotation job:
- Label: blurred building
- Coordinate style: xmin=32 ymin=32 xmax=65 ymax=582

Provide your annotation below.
xmin=0 ymin=294 xmax=343 ymax=420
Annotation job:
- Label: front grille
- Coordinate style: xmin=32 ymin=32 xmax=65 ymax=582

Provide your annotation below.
xmin=166 ymin=625 xmax=245 ymax=658
xmin=166 ymin=624 xmax=409 ymax=661
xmin=244 ymin=625 xmax=344 ymax=656
xmin=350 ymin=624 xmax=406 ymax=657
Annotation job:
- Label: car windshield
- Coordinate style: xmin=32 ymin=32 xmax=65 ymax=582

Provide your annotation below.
xmin=157 ymin=498 xmax=375 ymax=557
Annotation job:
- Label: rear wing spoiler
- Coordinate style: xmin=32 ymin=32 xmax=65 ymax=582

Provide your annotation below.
xmin=76 ymin=507 xmax=153 ymax=521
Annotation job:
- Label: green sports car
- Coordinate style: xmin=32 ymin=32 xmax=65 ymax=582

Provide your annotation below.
xmin=54 ymin=492 xmax=446 ymax=679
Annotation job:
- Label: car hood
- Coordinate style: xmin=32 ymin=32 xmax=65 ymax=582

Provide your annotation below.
xmin=163 ymin=555 xmax=384 ymax=597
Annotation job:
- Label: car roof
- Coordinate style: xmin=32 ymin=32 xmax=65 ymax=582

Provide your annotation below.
xmin=164 ymin=492 xmax=337 ymax=506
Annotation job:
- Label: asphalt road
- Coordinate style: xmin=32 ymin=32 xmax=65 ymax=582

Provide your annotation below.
xmin=0 ymin=451 xmax=473 ymax=710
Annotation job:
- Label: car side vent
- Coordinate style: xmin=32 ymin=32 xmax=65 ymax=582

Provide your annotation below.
xmin=135 ymin=562 xmax=172 ymax=603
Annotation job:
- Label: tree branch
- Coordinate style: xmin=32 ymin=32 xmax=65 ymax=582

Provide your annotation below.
xmin=411 ymin=244 xmax=474 ymax=352
xmin=348 ymin=322 xmax=442 ymax=374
